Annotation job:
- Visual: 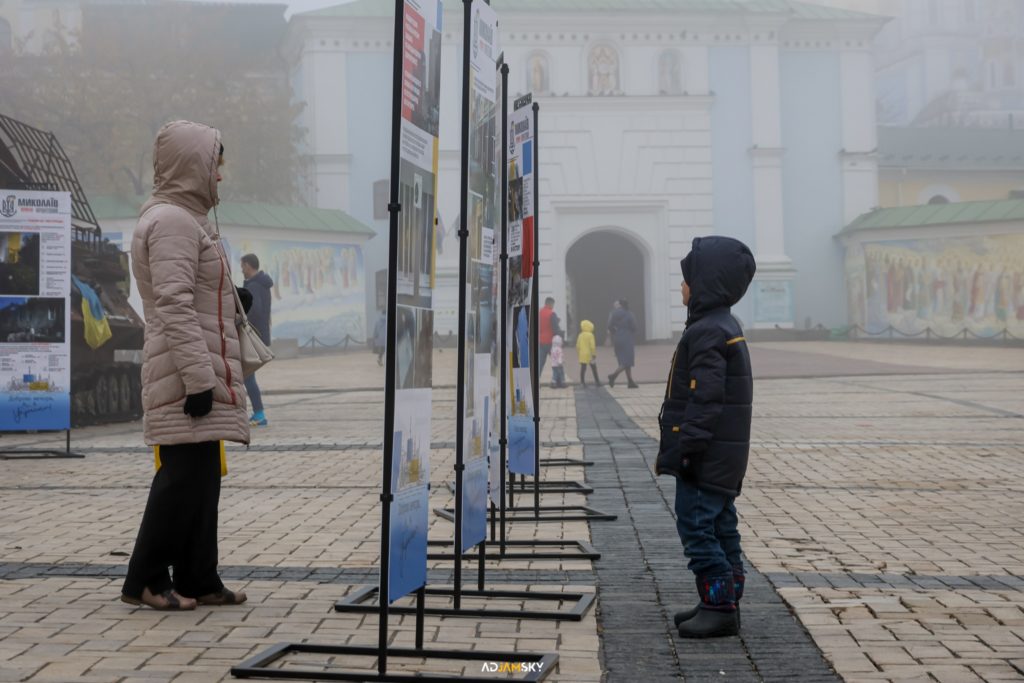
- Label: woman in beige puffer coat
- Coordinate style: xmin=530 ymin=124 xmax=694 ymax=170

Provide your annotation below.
xmin=121 ymin=121 xmax=250 ymax=611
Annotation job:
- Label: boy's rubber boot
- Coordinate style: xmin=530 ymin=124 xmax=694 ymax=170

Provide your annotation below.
xmin=677 ymin=574 xmax=738 ymax=639
xmin=675 ymin=568 xmax=744 ymax=629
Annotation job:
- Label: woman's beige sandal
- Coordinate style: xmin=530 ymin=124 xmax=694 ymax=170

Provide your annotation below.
xmin=121 ymin=587 xmax=197 ymax=611
xmin=196 ymin=587 xmax=248 ymax=606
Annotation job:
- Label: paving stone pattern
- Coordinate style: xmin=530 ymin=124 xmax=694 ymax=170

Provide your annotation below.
xmin=609 ymin=365 xmax=1024 ymax=682
xmin=2 ymin=343 xmax=1024 ymax=682
xmin=577 ymin=386 xmax=839 ymax=683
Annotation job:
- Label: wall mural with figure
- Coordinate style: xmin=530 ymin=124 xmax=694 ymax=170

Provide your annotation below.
xmin=845 ymin=234 xmax=1024 ymax=337
xmin=225 ymin=239 xmax=366 ymax=345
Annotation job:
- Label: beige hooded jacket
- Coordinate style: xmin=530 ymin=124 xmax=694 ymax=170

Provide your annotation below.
xmin=132 ymin=120 xmax=250 ymax=446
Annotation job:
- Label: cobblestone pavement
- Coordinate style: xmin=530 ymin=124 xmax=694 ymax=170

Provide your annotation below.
xmin=609 ymin=346 xmax=1024 ymax=682
xmin=1 ymin=342 xmax=1023 ymax=682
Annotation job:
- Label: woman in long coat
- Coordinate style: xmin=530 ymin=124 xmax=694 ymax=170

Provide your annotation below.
xmin=606 ymin=299 xmax=639 ymax=388
xmin=121 ymin=121 xmax=250 ymax=610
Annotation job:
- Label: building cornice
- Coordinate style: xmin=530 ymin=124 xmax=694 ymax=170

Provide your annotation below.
xmin=532 ymin=94 xmax=713 ymax=113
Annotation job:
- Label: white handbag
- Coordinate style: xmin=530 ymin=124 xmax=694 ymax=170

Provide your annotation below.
xmin=231 ymin=283 xmax=274 ymax=378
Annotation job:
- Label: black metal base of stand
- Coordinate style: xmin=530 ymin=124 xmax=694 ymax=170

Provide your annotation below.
xmin=445 ymin=479 xmax=593 ymax=495
xmin=434 ymin=505 xmax=617 ymax=523
xmin=335 ymin=585 xmax=594 ymax=622
xmin=426 ymin=538 xmax=600 ymax=561
xmin=540 ymin=458 xmax=593 ymax=467
xmin=232 ymin=642 xmax=557 ymax=682
xmin=0 ymin=430 xmax=82 ymax=459
xmin=0 ymin=449 xmax=84 ymax=460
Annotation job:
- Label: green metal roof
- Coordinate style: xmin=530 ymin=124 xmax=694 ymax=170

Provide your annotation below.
xmin=90 ymin=195 xmax=375 ymax=237
xmin=879 ymin=126 xmax=1024 ymax=171
xmin=300 ymin=0 xmax=880 ymax=20
xmin=842 ymin=199 xmax=1024 ymax=235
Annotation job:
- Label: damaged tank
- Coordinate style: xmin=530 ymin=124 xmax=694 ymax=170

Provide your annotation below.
xmin=0 ymin=113 xmax=144 ymax=426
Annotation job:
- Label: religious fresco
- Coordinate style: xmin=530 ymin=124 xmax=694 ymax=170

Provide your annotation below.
xmin=846 ymin=233 xmax=1024 ymax=337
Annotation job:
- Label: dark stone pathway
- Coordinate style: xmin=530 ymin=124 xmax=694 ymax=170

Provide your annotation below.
xmin=577 ymin=386 xmax=840 ymax=683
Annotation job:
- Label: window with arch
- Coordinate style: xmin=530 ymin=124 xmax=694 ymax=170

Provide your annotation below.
xmin=527 ymin=52 xmax=550 ymax=95
xmin=927 ymin=194 xmax=950 ymax=205
xmin=658 ymin=49 xmax=683 ymax=95
xmin=0 ymin=18 xmax=12 ymax=55
xmin=588 ymin=44 xmax=620 ymax=96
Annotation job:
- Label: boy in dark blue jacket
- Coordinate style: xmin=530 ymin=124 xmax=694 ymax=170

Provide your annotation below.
xmin=656 ymin=236 xmax=756 ymax=639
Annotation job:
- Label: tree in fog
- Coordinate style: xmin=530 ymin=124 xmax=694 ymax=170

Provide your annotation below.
xmin=0 ymin=2 xmax=307 ymax=204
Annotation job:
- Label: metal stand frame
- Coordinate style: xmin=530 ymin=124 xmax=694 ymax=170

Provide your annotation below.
xmin=0 ymin=430 xmax=83 ymax=459
xmin=335 ymin=585 xmax=594 ymax=622
xmin=426 ymin=538 xmax=600 ymax=561
xmin=541 ymin=458 xmax=593 ymax=467
xmin=232 ymin=644 xmax=556 ymax=683
xmin=233 ymin=4 xmax=553 ymax=680
xmin=435 ymin=505 xmax=617 ymax=523
xmin=445 ymin=479 xmax=592 ymax=495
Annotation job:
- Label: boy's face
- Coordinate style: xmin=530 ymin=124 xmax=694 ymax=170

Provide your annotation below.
xmin=681 ymin=280 xmax=690 ymax=306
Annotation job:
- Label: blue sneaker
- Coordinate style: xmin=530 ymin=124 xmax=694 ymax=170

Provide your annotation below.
xmin=249 ymin=411 xmax=268 ymax=426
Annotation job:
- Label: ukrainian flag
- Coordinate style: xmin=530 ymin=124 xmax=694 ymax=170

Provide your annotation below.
xmin=72 ymin=275 xmax=112 ymax=350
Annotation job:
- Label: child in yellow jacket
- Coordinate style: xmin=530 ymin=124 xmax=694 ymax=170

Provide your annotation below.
xmin=575 ymin=320 xmax=602 ymax=386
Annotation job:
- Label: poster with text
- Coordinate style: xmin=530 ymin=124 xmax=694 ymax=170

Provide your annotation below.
xmin=505 ymin=96 xmax=536 ymax=475
xmin=460 ymin=0 xmax=499 ymax=550
xmin=488 ymin=63 xmax=504 ymax=507
xmin=0 ymin=191 xmax=71 ymax=432
xmin=387 ymin=0 xmax=444 ymax=605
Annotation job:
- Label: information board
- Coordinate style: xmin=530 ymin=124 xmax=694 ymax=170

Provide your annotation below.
xmin=0 ymin=190 xmax=71 ymax=432
xmin=387 ymin=0 xmax=443 ymax=604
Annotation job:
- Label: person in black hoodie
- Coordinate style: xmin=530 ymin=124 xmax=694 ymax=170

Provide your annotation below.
xmin=241 ymin=253 xmax=274 ymax=426
xmin=656 ymin=236 xmax=756 ymax=638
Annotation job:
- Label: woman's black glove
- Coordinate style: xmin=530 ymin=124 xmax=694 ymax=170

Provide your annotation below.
xmin=183 ymin=389 xmax=214 ymax=417
xmin=237 ymin=287 xmax=253 ymax=313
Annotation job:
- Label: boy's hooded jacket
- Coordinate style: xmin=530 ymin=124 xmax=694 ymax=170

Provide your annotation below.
xmin=576 ymin=321 xmax=596 ymax=364
xmin=131 ymin=121 xmax=250 ymax=447
xmin=656 ymin=236 xmax=755 ymax=496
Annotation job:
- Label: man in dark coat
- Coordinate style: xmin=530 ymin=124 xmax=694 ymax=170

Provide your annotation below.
xmin=606 ymin=299 xmax=638 ymax=388
xmin=241 ymin=254 xmax=273 ymax=426
xmin=656 ymin=236 xmax=755 ymax=638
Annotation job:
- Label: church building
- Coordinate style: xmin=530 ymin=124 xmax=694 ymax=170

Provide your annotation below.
xmin=285 ymin=0 xmax=886 ymax=340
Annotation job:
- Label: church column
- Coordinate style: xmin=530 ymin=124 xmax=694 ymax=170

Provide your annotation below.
xmin=748 ymin=37 xmax=796 ymax=329
xmin=840 ymin=45 xmax=878 ymax=224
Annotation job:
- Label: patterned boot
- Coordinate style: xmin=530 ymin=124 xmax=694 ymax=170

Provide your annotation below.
xmin=676 ymin=574 xmax=738 ymax=639
xmin=674 ymin=567 xmax=745 ymax=629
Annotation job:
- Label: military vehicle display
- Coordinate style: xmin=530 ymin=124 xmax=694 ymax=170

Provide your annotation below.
xmin=0 ymin=113 xmax=144 ymax=426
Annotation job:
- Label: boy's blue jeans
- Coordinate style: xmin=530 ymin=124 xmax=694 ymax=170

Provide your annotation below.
xmin=674 ymin=478 xmax=743 ymax=578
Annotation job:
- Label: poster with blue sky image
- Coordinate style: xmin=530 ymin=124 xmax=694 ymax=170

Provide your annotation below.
xmin=385 ymin=0 xmax=443 ymax=604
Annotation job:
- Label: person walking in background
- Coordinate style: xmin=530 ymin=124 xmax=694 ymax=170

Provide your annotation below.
xmin=372 ymin=308 xmax=387 ymax=366
xmin=607 ymin=298 xmax=639 ymax=389
xmin=537 ymin=296 xmax=563 ymax=379
xmin=657 ymin=236 xmax=756 ymax=639
xmin=241 ymin=253 xmax=273 ymax=427
xmin=575 ymin=320 xmax=601 ymax=387
xmin=123 ymin=120 xmax=249 ymax=611
xmin=549 ymin=334 xmax=567 ymax=388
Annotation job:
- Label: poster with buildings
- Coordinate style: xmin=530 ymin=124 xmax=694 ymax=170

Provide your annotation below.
xmin=506 ymin=95 xmax=536 ymax=476
xmin=460 ymin=0 xmax=498 ymax=552
xmin=0 ymin=191 xmax=71 ymax=431
xmin=387 ymin=0 xmax=443 ymax=605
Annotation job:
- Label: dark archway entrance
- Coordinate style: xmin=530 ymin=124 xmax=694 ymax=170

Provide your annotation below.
xmin=565 ymin=230 xmax=646 ymax=346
